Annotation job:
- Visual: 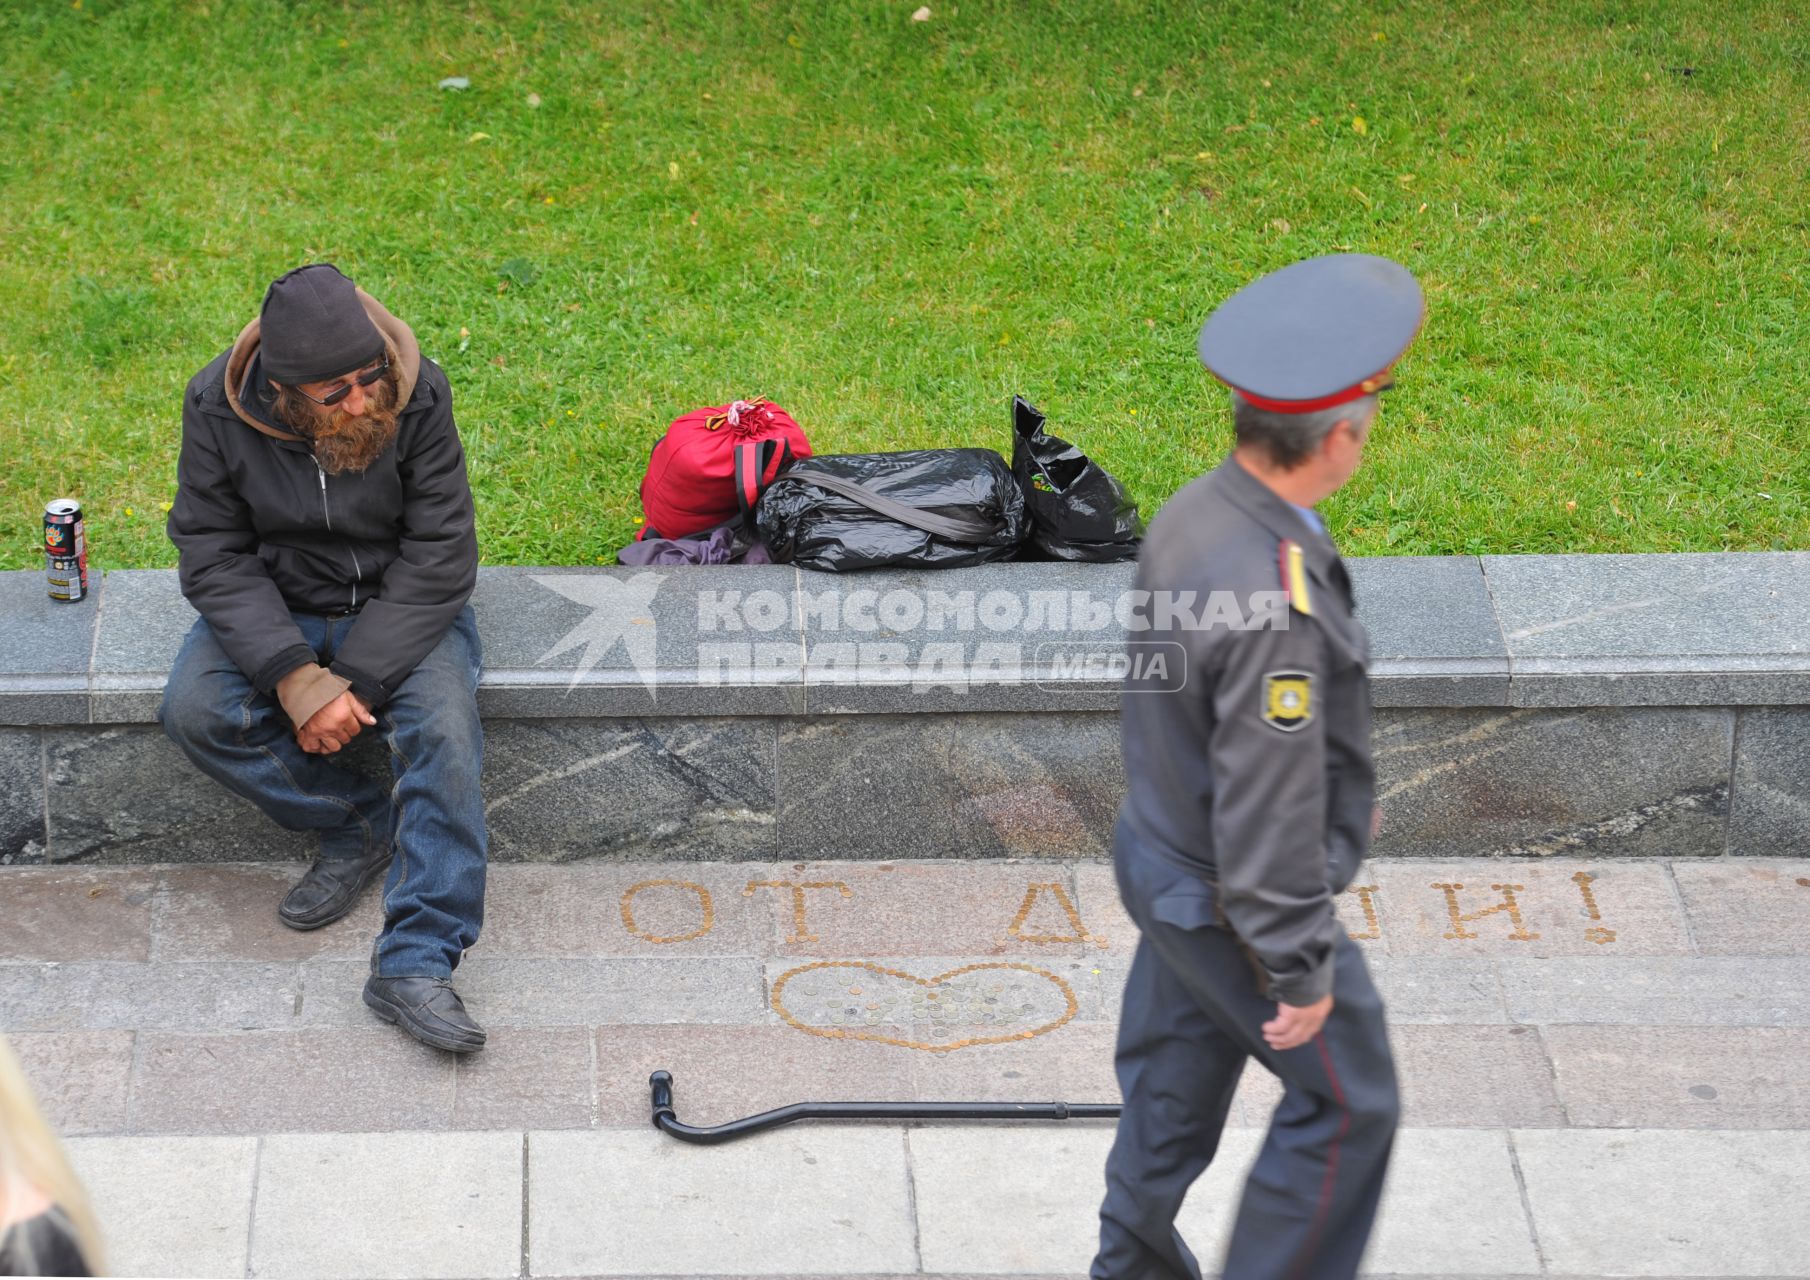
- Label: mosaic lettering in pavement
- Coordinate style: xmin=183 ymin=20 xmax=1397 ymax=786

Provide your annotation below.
xmin=770 ymin=960 xmax=1079 ymax=1052
xmin=585 ymin=864 xmax=1770 ymax=1050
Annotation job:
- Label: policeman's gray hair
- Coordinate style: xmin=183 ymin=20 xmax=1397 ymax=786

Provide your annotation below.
xmin=1231 ymin=393 xmax=1378 ymax=470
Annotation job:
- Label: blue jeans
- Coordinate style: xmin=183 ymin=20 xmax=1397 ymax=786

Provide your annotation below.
xmin=158 ymin=608 xmax=487 ymax=979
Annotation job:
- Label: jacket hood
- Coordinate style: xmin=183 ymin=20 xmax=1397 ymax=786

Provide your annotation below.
xmin=222 ymin=288 xmax=422 ymax=441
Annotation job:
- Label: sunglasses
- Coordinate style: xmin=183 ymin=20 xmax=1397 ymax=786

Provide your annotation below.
xmin=293 ymin=354 xmax=390 ymax=407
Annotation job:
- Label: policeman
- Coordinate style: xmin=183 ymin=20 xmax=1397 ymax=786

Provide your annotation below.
xmin=1093 ymin=254 xmax=1424 ymax=1280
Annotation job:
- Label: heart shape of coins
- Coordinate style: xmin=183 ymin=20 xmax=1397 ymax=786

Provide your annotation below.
xmin=769 ymin=960 xmax=1079 ymax=1052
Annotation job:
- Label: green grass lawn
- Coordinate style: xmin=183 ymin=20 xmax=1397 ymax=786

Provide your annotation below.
xmin=2 ymin=0 xmax=1807 ymax=570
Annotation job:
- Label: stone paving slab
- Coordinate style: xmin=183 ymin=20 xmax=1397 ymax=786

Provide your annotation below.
xmin=0 ymin=865 xmax=157 ymax=961
xmin=149 ymin=862 xmax=379 ymax=961
xmin=1070 ymin=862 xmax=1136 ymax=955
xmin=1497 ymin=956 xmax=1810 ymax=1025
xmin=294 ymin=956 xmax=768 ymax=1028
xmin=909 ymin=1125 xmax=1117 ymax=1273
xmin=49 ymin=1126 xmax=1810 ymax=1277
xmin=0 ymin=959 xmax=298 ymax=1032
xmin=6 ymin=1029 xmax=134 ymax=1135
xmin=1669 ymin=859 xmax=1810 ymax=955
xmin=64 ymin=1134 xmax=256 ymax=1280
xmin=13 ymin=856 xmax=1801 ymax=972
xmin=454 ymin=956 xmax=770 ymax=1028
xmin=1091 ymin=951 xmax=1534 ymax=1028
xmin=455 ymin=1027 xmax=596 ymax=1131
xmin=1233 ymin=1025 xmax=1566 ymax=1129
xmin=1359 ymin=1129 xmax=1544 ymax=1275
xmin=1514 ymin=1128 xmax=1810 ymax=1275
xmin=903 ymin=1023 xmax=1124 ymax=1118
xmin=1074 ymin=861 xmax=1388 ymax=959
xmin=593 ymin=1024 xmax=917 ymax=1128
xmin=759 ymin=954 xmax=1121 ymax=1057
xmin=127 ymin=1029 xmax=454 ymax=1134
xmin=1364 ymin=957 xmax=1510 ymax=1023
xmin=1364 ymin=860 xmax=1692 ymax=957
xmin=1076 ymin=858 xmax=1716 ymax=961
xmin=1545 ymin=1025 xmax=1810 ymax=1128
xmin=751 ymin=861 xmax=1111 ymax=959
xmin=256 ymin=1130 xmax=523 ymax=1279
xmin=909 ymin=1125 xmax=1541 ymax=1275
xmin=530 ymin=1127 xmax=918 ymax=1275
xmin=483 ymin=864 xmax=767 ymax=957
xmin=14 ymin=1022 xmax=1586 ymax=1143
xmin=18 ymin=856 xmax=1810 ymax=1159
xmin=599 ymin=1023 xmax=1124 ymax=1131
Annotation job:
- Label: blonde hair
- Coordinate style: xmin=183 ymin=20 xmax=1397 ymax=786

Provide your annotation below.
xmin=0 ymin=1036 xmax=105 ymax=1275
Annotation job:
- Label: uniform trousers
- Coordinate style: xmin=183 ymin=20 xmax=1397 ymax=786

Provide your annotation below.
xmin=1093 ymin=823 xmax=1399 ymax=1280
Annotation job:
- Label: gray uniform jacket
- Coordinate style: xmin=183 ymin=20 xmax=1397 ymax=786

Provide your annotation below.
xmin=1118 ymin=453 xmax=1375 ymax=1006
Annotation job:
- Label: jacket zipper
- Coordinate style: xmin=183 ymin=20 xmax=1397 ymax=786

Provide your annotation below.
xmin=316 ymin=461 xmax=361 ymax=613
xmin=315 ymin=462 xmax=332 ymax=530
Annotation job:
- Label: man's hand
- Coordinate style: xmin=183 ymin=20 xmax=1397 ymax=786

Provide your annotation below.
xmin=1263 ymin=994 xmax=1334 ymax=1052
xmin=297 ymin=691 xmax=376 ymax=754
xmin=1372 ymin=803 xmax=1384 ymax=840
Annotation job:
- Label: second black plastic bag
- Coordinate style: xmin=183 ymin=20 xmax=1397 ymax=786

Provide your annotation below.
xmin=1011 ymin=396 xmax=1144 ymax=561
xmin=754 ymin=449 xmax=1028 ymax=571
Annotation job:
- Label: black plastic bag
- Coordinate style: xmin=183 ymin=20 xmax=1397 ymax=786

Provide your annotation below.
xmin=755 ymin=449 xmax=1028 ymax=571
xmin=1011 ymin=395 xmax=1144 ymax=562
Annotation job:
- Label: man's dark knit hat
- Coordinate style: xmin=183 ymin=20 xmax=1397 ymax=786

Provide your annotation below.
xmin=259 ymin=263 xmax=386 ymax=385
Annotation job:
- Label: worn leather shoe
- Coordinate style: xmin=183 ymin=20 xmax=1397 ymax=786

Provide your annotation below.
xmin=277 ymin=846 xmax=391 ymax=931
xmin=363 ymin=975 xmax=487 ymax=1054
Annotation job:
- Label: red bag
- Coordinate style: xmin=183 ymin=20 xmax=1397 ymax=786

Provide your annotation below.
xmin=637 ymin=399 xmax=812 ymax=540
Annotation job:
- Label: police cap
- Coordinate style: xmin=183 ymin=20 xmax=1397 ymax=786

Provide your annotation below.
xmin=1197 ymin=254 xmax=1424 ymax=414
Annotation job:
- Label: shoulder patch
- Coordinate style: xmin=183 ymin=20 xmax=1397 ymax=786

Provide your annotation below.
xmin=1262 ymin=670 xmax=1315 ymax=732
xmin=1279 ymin=539 xmax=1313 ymax=616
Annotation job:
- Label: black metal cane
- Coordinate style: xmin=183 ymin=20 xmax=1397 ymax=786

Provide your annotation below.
xmin=649 ymin=1069 xmax=1122 ymax=1145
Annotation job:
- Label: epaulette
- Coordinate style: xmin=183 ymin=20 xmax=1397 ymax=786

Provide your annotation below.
xmin=1279 ymin=538 xmax=1313 ymax=617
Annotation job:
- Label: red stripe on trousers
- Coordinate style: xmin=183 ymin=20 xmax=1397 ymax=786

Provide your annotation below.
xmin=1284 ymin=1033 xmax=1352 ymax=1280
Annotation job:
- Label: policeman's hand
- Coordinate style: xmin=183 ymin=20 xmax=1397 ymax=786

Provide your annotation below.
xmin=297 ymin=692 xmax=377 ymax=755
xmin=1372 ymin=803 xmax=1384 ymax=840
xmin=1263 ymin=995 xmax=1334 ymax=1052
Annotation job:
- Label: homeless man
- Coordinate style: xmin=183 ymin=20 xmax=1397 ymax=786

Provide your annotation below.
xmin=160 ymin=262 xmax=488 ymax=1054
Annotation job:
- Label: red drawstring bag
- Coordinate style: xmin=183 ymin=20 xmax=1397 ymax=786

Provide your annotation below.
xmin=637 ymin=398 xmax=812 ymax=540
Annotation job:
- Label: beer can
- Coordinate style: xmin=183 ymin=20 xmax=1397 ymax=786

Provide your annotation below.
xmin=47 ymin=555 xmax=87 ymax=602
xmin=44 ymin=499 xmax=89 ymax=602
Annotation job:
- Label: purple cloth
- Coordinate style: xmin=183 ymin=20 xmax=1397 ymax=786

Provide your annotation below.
xmin=617 ymin=526 xmax=772 ymax=566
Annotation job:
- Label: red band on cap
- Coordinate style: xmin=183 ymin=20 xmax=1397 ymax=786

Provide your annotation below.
xmin=1234 ymin=377 xmax=1391 ymax=415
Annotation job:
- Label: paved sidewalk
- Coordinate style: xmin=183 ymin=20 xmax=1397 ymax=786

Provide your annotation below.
xmin=9 ymin=856 xmax=1810 ymax=1277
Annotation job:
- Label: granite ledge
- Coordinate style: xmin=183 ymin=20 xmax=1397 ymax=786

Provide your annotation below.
xmin=5 ymin=554 xmax=1810 ymax=724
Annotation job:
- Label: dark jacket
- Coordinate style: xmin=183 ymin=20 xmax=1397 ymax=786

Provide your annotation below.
xmin=1117 ymin=453 xmax=1375 ymax=1006
xmin=168 ymin=290 xmax=478 ymax=720
xmin=0 ymin=1205 xmax=92 ymax=1277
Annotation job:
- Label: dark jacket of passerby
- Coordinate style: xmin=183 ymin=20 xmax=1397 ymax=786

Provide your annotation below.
xmin=1117 ymin=453 xmax=1376 ymax=1007
xmin=0 ymin=1205 xmax=91 ymax=1277
xmin=168 ymin=291 xmax=477 ymax=726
